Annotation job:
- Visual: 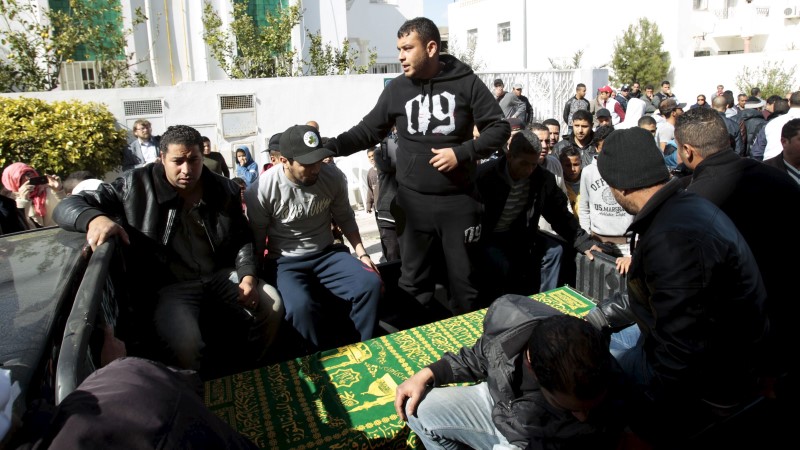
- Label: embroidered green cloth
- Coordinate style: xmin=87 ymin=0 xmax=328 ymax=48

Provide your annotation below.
xmin=205 ymin=286 xmax=595 ymax=449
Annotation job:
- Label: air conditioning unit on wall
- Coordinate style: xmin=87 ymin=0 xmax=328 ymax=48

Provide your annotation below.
xmin=785 ymin=6 xmax=800 ymax=18
xmin=219 ymin=94 xmax=257 ymax=139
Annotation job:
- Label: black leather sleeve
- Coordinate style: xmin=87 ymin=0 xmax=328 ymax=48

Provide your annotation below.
xmin=585 ymin=291 xmax=637 ymax=332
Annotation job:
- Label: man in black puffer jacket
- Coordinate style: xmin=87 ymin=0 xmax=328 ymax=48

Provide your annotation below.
xmin=53 ymin=125 xmax=283 ymax=371
xmin=736 ymin=98 xmax=767 ymax=156
xmin=395 ymin=295 xmax=630 ymax=450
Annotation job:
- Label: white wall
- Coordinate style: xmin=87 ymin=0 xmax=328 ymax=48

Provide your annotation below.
xmin=672 ymin=50 xmax=800 ymax=101
xmin=346 ymin=0 xmax=423 ymax=66
xmin=445 ymin=0 xmax=799 ymax=104
xmin=448 ymin=0 xmax=671 ymax=72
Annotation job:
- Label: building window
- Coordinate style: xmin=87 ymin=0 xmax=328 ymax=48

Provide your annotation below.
xmin=497 ymin=22 xmax=511 ymax=42
xmin=81 ymin=67 xmax=96 ymax=90
xmin=467 ymin=28 xmax=478 ymax=47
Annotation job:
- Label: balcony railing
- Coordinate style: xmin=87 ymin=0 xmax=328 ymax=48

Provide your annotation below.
xmin=713 ymin=7 xmax=770 ymax=19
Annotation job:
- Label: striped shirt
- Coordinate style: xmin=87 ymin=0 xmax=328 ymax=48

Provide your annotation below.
xmin=494 ymin=176 xmax=529 ymax=233
xmin=784 ymin=160 xmax=800 ymax=186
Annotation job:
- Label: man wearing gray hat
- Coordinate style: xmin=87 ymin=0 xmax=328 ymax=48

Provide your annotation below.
xmin=585 ymin=127 xmax=768 ymax=447
xmin=245 ymin=125 xmax=382 ymax=352
xmin=511 ymin=82 xmax=533 ymax=125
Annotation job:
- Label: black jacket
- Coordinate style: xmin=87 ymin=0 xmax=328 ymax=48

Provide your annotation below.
xmin=587 ymin=179 xmax=767 ymax=408
xmin=328 ymin=54 xmax=509 ymax=195
xmin=53 ymin=163 xmax=256 ymax=290
xmin=428 ymin=295 xmax=628 ymax=449
xmin=736 ymin=108 xmax=767 ymax=156
xmin=0 ymin=194 xmax=27 ymax=235
xmin=477 ymin=156 xmax=592 ymax=253
xmin=519 ymin=94 xmax=534 ymax=124
xmin=374 ymin=133 xmax=399 ymax=223
xmin=687 ymin=150 xmax=800 ymax=375
xmin=553 ymin=136 xmax=596 ymax=168
xmin=718 ymin=111 xmax=745 ymax=156
xmin=763 ymin=152 xmax=789 ymax=173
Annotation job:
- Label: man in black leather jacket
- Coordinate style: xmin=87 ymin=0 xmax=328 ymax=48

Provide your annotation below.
xmin=477 ymin=130 xmax=596 ymax=297
xmin=586 ymin=128 xmax=768 ymax=446
xmin=53 ymin=125 xmax=282 ymax=371
xmin=394 ymin=295 xmax=629 ymax=450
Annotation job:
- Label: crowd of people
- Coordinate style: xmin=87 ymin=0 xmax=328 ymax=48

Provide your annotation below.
xmin=1 ymin=14 xmax=798 ymax=450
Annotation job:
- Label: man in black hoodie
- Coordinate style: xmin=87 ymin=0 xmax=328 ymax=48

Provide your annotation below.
xmin=327 ymin=17 xmax=509 ymax=315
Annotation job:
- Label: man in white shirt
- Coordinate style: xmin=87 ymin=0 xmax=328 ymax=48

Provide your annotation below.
xmin=123 ymin=119 xmax=161 ymax=171
xmin=655 ymin=99 xmax=685 ymax=152
xmin=763 ymin=91 xmax=800 ymax=160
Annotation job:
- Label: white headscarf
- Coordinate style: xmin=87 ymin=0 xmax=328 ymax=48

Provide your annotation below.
xmin=71 ymin=179 xmax=104 ymax=195
xmin=615 ymin=98 xmax=647 ymax=130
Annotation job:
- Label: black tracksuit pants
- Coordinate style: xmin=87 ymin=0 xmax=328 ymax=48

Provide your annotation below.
xmin=395 ymin=185 xmax=485 ymax=315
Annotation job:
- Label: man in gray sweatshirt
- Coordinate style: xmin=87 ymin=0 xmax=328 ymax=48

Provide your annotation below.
xmin=245 ymin=125 xmax=382 ymax=352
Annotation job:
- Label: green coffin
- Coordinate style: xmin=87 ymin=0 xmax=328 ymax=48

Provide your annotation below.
xmin=205 ymin=286 xmax=596 ymax=449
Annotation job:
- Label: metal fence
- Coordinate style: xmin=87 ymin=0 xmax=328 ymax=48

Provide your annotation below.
xmin=476 ymin=70 xmax=579 ymax=130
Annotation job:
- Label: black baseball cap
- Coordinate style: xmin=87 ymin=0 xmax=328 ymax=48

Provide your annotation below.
xmin=596 ymin=108 xmax=611 ymax=118
xmin=268 ymin=133 xmax=282 ymax=151
xmin=493 ymin=78 xmax=504 ymax=87
xmin=279 ymin=125 xmax=333 ymax=164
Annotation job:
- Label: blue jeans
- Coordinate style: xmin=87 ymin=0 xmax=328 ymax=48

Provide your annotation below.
xmin=153 ymin=269 xmax=283 ymax=370
xmin=537 ymin=234 xmax=564 ymax=292
xmin=273 ymin=246 xmax=381 ymax=350
xmin=609 ymin=324 xmax=653 ymax=386
xmin=406 ymin=383 xmax=520 ymax=450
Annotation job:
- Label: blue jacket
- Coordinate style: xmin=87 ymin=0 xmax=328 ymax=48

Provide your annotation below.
xmin=235 ymin=147 xmax=259 ymax=187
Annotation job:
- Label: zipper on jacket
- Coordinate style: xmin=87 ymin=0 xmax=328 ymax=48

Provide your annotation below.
xmin=198 ymin=217 xmax=216 ymax=253
xmin=162 ymin=209 xmax=176 ymax=246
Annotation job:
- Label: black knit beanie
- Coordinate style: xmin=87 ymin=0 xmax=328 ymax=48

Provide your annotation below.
xmin=598 ymin=128 xmax=670 ymax=189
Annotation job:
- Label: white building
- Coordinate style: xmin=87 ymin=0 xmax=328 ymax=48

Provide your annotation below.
xmin=1 ymin=0 xmax=421 ymax=90
xmin=448 ymin=0 xmax=799 ymax=99
xmin=120 ymin=0 xmax=417 ymax=86
xmin=346 ymin=0 xmax=424 ymax=73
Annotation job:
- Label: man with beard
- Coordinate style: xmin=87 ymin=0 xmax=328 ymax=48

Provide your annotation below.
xmin=554 ymin=110 xmax=595 ymax=167
xmin=245 ymin=125 xmax=382 ymax=352
xmin=325 ymin=17 xmax=508 ymax=317
xmin=585 ymin=127 xmax=768 ymax=447
xmin=123 ymin=119 xmax=161 ymax=171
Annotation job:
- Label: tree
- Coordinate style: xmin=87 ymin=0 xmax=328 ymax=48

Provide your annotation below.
xmin=0 ymin=59 xmax=17 ymax=92
xmin=448 ymin=36 xmax=484 ymax=72
xmin=83 ymin=5 xmax=150 ymax=89
xmin=610 ymin=18 xmax=670 ymax=88
xmin=303 ymin=31 xmax=376 ymax=76
xmin=202 ymin=2 xmax=376 ymax=79
xmin=0 ymin=0 xmax=149 ymax=92
xmin=548 ymin=49 xmax=584 ymax=70
xmin=202 ymin=1 xmax=301 ymax=79
xmin=735 ymin=61 xmax=797 ymax=99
